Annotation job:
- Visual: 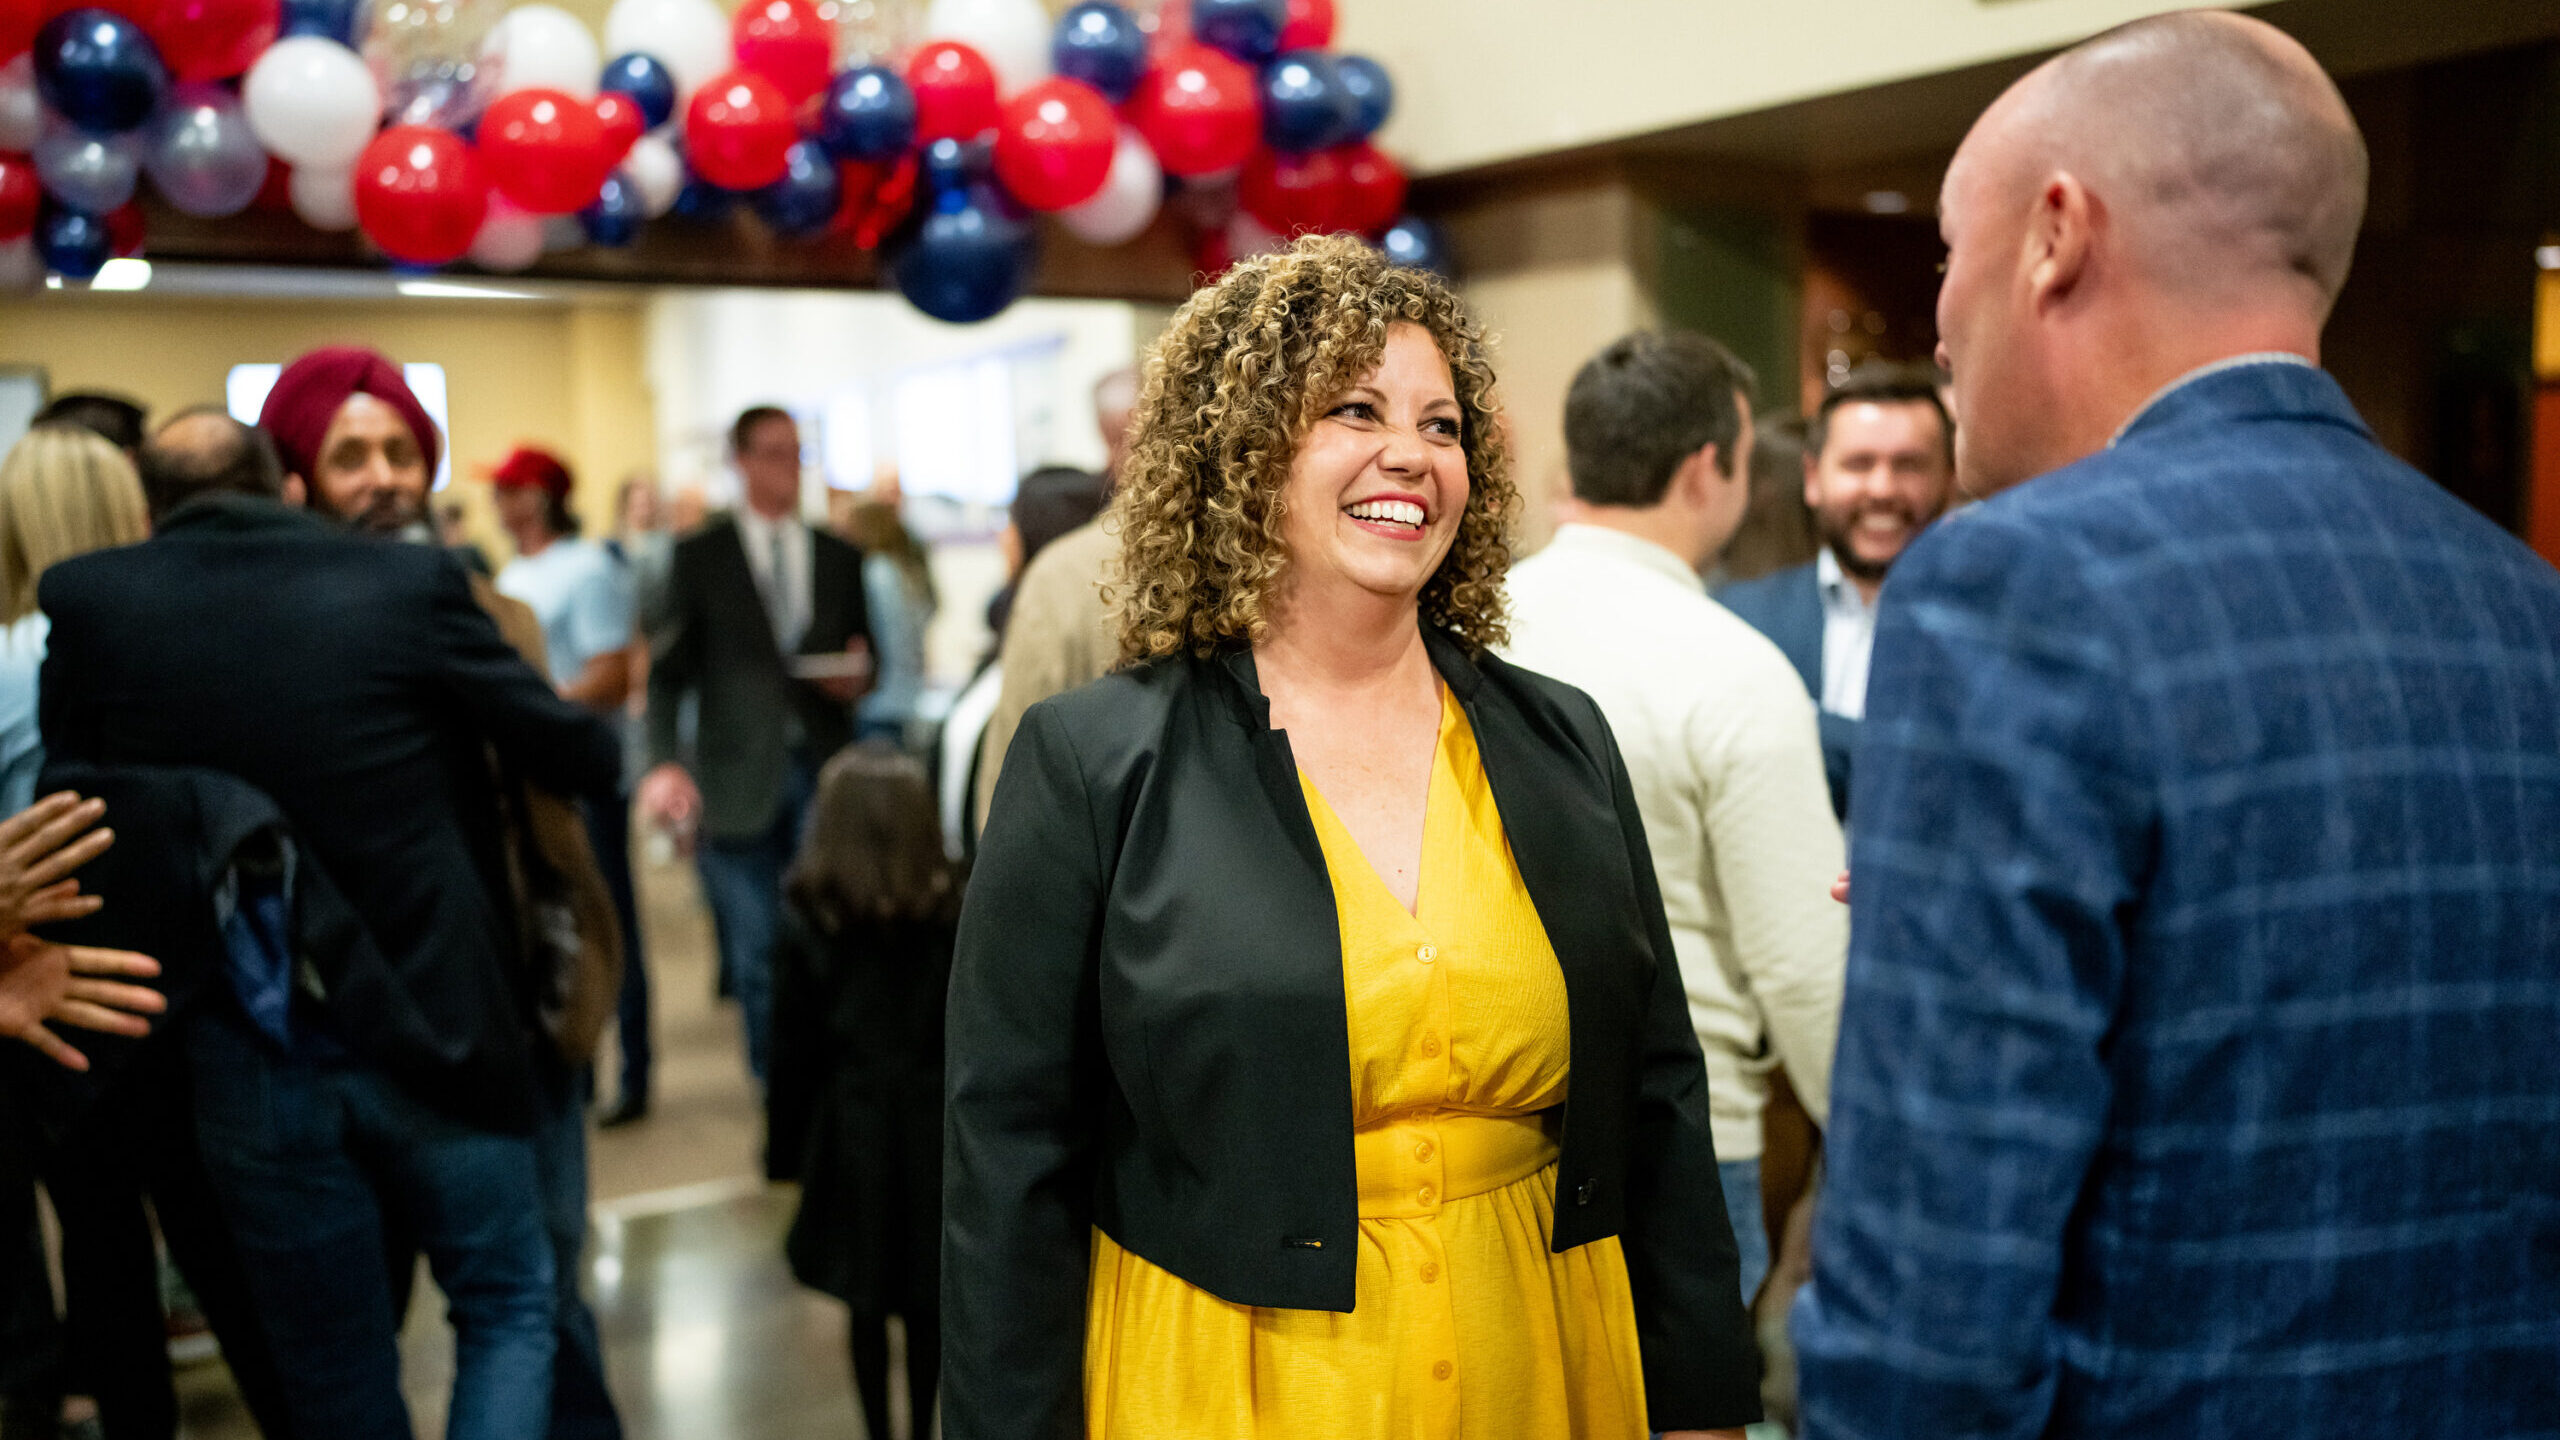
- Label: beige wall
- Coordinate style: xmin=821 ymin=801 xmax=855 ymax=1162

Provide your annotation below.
xmin=1339 ymin=0 xmax=2267 ymax=176
xmin=0 ymin=291 xmax=655 ymax=555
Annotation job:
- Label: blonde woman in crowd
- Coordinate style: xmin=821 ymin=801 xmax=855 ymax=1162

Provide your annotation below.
xmin=0 ymin=425 xmax=149 ymax=813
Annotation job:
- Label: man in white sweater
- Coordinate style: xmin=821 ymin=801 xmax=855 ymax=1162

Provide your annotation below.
xmin=1502 ymin=330 xmax=1847 ymax=1306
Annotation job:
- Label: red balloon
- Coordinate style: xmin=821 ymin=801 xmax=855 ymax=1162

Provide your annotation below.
xmin=904 ymin=40 xmax=998 ymax=144
xmin=684 ymin=69 xmax=796 ymax=191
xmin=0 ymin=154 xmax=36 ymax=242
xmin=0 ymin=5 xmax=38 ymax=62
xmin=1332 ymin=139 xmax=1404 ymax=236
xmin=992 ymin=76 xmax=1114 ymax=212
xmin=479 ymin=88 xmax=613 ymax=215
xmin=1128 ymin=44 xmax=1257 ymax=177
xmin=833 ymin=153 xmax=915 ymax=251
xmin=1239 ymin=146 xmax=1342 ymax=235
xmin=252 ymin=155 xmax=292 ymax=212
xmin=591 ymin=90 xmax=646 ymax=162
xmin=106 ymin=201 xmax=144 ymax=256
xmin=1277 ymin=0 xmax=1334 ymax=51
xmin=1190 ymin=221 xmax=1232 ymax=283
xmin=140 ymin=0 xmax=280 ymax=81
xmin=354 ymin=125 xmax=491 ymax=265
xmin=732 ymin=0 xmax=831 ymax=109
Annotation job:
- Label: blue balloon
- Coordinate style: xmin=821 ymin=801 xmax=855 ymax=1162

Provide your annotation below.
xmin=752 ymin=139 xmax=843 ymax=239
xmin=917 ymin=135 xmax=992 ymax=190
xmin=33 ymin=10 xmax=168 ymax=137
xmin=1333 ymin=54 xmax=1393 ymax=139
xmin=1379 ymin=214 xmax=1447 ymax=275
xmin=280 ymin=0 xmax=367 ymax=44
xmin=815 ymin=65 xmax=915 ymax=164
xmin=1192 ymin=0 xmax=1286 ymax=65
xmin=1259 ymin=51 xmax=1354 ymax=154
xmin=671 ymin=176 xmax=737 ymax=223
xmin=1053 ymin=2 xmax=1145 ymax=105
xmin=581 ymin=172 xmax=647 ymax=248
xmin=885 ymin=182 xmax=1038 ymax=325
xmin=599 ymin=53 xmax=677 ymax=131
xmin=36 ymin=204 xmax=110 ymax=280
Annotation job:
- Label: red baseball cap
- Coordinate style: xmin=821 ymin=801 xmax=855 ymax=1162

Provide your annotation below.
xmin=485 ymin=446 xmax=574 ymax=502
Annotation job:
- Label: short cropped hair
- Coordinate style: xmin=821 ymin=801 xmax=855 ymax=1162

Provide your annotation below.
xmin=34 ymin=393 xmax=147 ymax=453
xmin=1809 ymin=361 xmax=1953 ymax=467
xmin=1564 ymin=331 xmax=1757 ymax=507
xmin=137 ymin=407 xmax=285 ymax=519
xmin=729 ymin=405 xmax=795 ymax=456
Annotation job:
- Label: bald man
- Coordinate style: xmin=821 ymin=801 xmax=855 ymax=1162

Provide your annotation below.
xmin=1793 ymin=13 xmax=2560 ymax=1439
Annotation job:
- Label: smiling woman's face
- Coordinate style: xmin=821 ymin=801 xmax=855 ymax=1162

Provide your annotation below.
xmin=1276 ymin=321 xmax=1472 ymax=613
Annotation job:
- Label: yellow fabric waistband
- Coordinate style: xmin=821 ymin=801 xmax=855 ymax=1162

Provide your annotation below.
xmin=1353 ymin=1111 xmax=1558 ymax=1218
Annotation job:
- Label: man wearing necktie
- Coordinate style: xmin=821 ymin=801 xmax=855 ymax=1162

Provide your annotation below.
xmin=640 ymin=406 xmax=873 ymax=1085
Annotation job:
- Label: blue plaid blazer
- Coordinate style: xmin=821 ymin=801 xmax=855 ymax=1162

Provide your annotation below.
xmin=1792 ymin=361 xmax=2560 ymax=1438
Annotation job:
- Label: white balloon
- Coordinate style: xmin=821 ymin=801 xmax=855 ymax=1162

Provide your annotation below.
xmin=923 ymin=0 xmax=1051 ymax=97
xmin=0 ymin=238 xmax=43 ymax=292
xmin=488 ymin=4 xmax=603 ymax=99
xmin=470 ymin=197 xmax=547 ymax=271
xmin=622 ymin=133 xmax=684 ymax=218
xmin=0 ymin=56 xmax=42 ymax=154
xmin=289 ymin=166 xmax=359 ymax=232
xmin=603 ymin=0 xmax=731 ymax=102
xmin=244 ymin=38 xmax=383 ymax=172
xmin=1059 ymin=126 xmax=1161 ymax=247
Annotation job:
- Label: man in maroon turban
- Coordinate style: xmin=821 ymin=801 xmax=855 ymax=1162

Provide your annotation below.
xmin=256 ymin=346 xmax=439 ymax=536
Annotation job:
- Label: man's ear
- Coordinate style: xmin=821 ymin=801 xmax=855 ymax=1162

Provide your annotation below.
xmin=283 ymin=474 xmax=308 ymax=507
xmin=1674 ymin=441 xmax=1725 ymax=509
xmin=2026 ymin=170 xmax=2095 ymax=314
xmin=1801 ymin=450 xmax=1821 ymax=511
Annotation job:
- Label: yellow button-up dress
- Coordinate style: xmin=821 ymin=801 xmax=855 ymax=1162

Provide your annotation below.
xmin=1084 ymin=686 xmax=1651 ymax=1439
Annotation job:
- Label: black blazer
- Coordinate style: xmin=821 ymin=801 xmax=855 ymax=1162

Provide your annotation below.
xmin=943 ymin=630 xmax=1758 ymax=1437
xmin=646 ymin=516 xmax=871 ymax=840
xmin=1716 ymin=560 xmax=1859 ymax=819
xmin=37 ymin=497 xmax=621 ymax=1132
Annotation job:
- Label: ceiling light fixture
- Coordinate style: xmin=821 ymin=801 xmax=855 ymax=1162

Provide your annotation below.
xmin=394 ymin=279 xmax=542 ymax=300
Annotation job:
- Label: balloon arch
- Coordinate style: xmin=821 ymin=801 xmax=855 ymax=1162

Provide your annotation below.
xmin=0 ymin=0 xmax=1444 ymax=322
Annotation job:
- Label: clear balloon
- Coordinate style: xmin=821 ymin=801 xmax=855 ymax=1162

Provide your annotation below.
xmin=580 ymin=168 xmax=644 ymax=245
xmin=34 ymin=122 xmax=140 ymax=213
xmin=37 ymin=203 xmax=110 ymax=277
xmin=0 ymin=55 xmax=41 ymax=152
xmin=598 ymin=50 xmax=674 ymax=128
xmin=34 ymin=9 xmax=169 ymax=135
xmin=923 ymin=0 xmax=1050 ymax=99
xmin=885 ymin=179 xmax=1037 ymax=323
xmin=816 ymin=64 xmax=914 ymax=164
xmin=488 ymin=4 xmax=599 ymax=99
xmin=363 ymin=0 xmax=503 ymax=129
xmin=468 ymin=192 xmax=544 ymax=270
xmin=244 ymin=36 xmax=382 ymax=170
xmin=620 ymin=130 xmax=681 ymax=216
xmin=1053 ymin=1 xmax=1144 ymax=105
xmin=145 ymin=81 xmax=270 ymax=216
xmin=602 ymin=0 xmax=728 ymax=103
xmin=832 ymin=0 xmax=918 ymax=68
xmin=1057 ymin=122 xmax=1158 ymax=246
xmin=289 ymin=162 xmax=358 ymax=229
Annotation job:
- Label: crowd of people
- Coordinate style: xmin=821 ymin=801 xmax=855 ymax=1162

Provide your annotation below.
xmin=0 ymin=10 xmax=2552 ymax=1440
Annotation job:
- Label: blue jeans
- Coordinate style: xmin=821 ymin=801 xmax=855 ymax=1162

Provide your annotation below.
xmin=186 ymin=1004 xmax=556 ymax=1440
xmin=1720 ymin=1157 xmax=1770 ymax=1308
xmin=532 ymin=1064 xmax=622 ymax=1440
xmin=581 ymin=792 xmax=650 ymax=1108
xmin=694 ymin=763 xmax=814 ymax=1085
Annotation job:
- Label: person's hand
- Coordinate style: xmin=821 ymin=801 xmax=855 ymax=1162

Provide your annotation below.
xmin=0 ymin=792 xmax=115 ymax=935
xmin=1831 ymin=869 xmax=1849 ymax=904
xmin=813 ymin=635 xmax=875 ymax=705
xmin=638 ymin=762 xmax=701 ymax=839
xmin=0 ymin=933 xmax=164 ymax=1072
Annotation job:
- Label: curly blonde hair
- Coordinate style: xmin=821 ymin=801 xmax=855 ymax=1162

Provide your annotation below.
xmin=1111 ymin=233 xmax=1514 ymax=662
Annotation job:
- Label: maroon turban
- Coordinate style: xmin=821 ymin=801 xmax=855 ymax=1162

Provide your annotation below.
xmin=257 ymin=346 xmax=440 ymax=483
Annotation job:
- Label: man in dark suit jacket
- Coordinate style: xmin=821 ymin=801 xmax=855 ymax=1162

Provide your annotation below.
xmin=1714 ymin=363 xmax=1953 ymax=819
xmin=640 ymin=406 xmax=870 ymax=1084
xmin=1795 ymin=14 xmax=2560 ymax=1439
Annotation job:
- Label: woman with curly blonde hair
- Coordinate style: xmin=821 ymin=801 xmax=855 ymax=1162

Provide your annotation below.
xmin=944 ymin=234 xmax=1760 ymax=1440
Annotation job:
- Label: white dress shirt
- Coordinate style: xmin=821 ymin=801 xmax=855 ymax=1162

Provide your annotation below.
xmin=1503 ymin=524 xmax=1848 ymax=1159
xmin=733 ymin=504 xmax=812 ymax=652
xmin=1816 ymin=546 xmax=1877 ymax=721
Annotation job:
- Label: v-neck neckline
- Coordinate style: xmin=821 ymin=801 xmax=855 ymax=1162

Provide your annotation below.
xmin=1299 ymin=686 xmax=1460 ymax=922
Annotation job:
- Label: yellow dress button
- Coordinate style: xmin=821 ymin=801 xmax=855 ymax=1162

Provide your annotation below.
xmin=1414 ymin=1139 xmax=1434 ymax=1162
xmin=1433 ymin=1360 xmax=1453 ymax=1381
xmin=1419 ymin=1262 xmax=1439 ymax=1283
xmin=1417 ymin=1185 xmax=1435 ymax=1205
xmin=1419 ymin=1037 xmax=1441 ymax=1058
xmin=1415 ymin=944 xmax=1437 ymax=964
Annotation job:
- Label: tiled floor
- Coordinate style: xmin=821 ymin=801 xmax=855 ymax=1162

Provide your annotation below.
xmin=176 ymin=838 xmax=887 ymax=1439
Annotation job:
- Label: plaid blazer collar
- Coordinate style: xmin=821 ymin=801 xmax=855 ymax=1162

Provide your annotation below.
xmin=2114 ymin=355 xmax=2372 ymax=450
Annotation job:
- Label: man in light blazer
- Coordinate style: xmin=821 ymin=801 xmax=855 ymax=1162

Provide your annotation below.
xmin=1794 ymin=13 xmax=2560 ymax=1438
xmin=640 ymin=406 xmax=871 ymax=1084
xmin=1714 ymin=363 xmax=1953 ymax=820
